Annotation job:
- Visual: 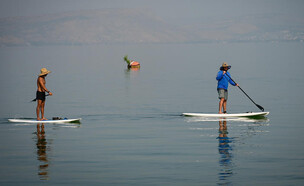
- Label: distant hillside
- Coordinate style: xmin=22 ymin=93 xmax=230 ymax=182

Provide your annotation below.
xmin=0 ymin=9 xmax=189 ymax=46
xmin=0 ymin=9 xmax=303 ymax=46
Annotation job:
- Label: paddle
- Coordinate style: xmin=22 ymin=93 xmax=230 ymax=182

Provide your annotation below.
xmin=225 ymin=73 xmax=265 ymax=112
xmin=31 ymin=94 xmax=50 ymax=102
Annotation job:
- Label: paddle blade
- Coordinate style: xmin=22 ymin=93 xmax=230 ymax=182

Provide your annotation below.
xmin=256 ymin=104 xmax=264 ymax=112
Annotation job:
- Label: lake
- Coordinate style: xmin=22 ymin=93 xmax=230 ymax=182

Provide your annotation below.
xmin=0 ymin=42 xmax=304 ymax=185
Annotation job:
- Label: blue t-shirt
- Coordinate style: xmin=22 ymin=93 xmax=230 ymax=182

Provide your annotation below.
xmin=216 ymin=71 xmax=236 ymax=90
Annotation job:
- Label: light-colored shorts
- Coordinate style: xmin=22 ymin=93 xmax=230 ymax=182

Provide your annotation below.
xmin=218 ymin=88 xmax=228 ymax=100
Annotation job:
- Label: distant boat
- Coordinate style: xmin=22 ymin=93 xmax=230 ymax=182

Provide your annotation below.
xmin=124 ymin=55 xmax=140 ymax=69
xmin=129 ymin=61 xmax=140 ymax=68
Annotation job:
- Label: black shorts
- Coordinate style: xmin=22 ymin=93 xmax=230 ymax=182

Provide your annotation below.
xmin=36 ymin=91 xmax=46 ymax=101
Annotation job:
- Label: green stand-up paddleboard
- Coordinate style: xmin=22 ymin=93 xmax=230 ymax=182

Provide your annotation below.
xmin=182 ymin=112 xmax=269 ymax=118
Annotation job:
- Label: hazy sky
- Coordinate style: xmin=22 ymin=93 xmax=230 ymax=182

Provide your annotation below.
xmin=1 ymin=0 xmax=303 ymax=24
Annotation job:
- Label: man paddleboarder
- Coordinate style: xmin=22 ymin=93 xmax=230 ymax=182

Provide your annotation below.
xmin=216 ymin=63 xmax=238 ymax=114
xmin=36 ymin=68 xmax=52 ymax=120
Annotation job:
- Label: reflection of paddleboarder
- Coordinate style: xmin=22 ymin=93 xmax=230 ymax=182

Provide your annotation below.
xmin=217 ymin=120 xmax=233 ymax=184
xmin=36 ymin=68 xmax=53 ymax=121
xmin=216 ymin=63 xmax=238 ymax=114
xmin=36 ymin=123 xmax=49 ymax=180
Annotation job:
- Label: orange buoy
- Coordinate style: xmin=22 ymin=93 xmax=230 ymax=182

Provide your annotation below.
xmin=128 ymin=61 xmax=140 ymax=69
xmin=130 ymin=61 xmax=140 ymax=67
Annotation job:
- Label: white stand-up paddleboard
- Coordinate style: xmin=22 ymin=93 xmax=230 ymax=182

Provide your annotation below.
xmin=8 ymin=118 xmax=81 ymax=123
xmin=182 ymin=112 xmax=269 ymax=118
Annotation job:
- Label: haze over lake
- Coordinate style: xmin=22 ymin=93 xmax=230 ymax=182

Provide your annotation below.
xmin=1 ymin=0 xmax=304 ymax=46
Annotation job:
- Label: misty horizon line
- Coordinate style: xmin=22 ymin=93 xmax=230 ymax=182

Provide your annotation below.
xmin=0 ymin=8 xmax=303 ymax=47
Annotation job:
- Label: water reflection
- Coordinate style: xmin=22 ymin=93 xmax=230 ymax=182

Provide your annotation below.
xmin=217 ymin=120 xmax=234 ymax=185
xmin=35 ymin=123 xmax=49 ymax=180
xmin=124 ymin=67 xmax=140 ymax=79
xmin=186 ymin=116 xmax=269 ymax=123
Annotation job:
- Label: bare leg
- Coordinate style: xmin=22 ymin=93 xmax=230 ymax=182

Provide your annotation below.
xmin=37 ymin=100 xmax=42 ymax=120
xmin=223 ymin=100 xmax=227 ymax=113
xmin=41 ymin=101 xmax=46 ymax=120
xmin=219 ymin=98 xmax=225 ymax=114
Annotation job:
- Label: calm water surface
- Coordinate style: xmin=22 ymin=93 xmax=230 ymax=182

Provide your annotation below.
xmin=0 ymin=43 xmax=303 ymax=185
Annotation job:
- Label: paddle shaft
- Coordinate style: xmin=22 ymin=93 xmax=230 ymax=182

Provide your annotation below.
xmin=225 ymin=73 xmax=264 ymax=112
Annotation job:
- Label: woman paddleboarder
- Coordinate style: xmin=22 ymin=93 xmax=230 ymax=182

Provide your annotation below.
xmin=36 ymin=68 xmax=53 ymax=120
xmin=216 ymin=62 xmax=238 ymax=114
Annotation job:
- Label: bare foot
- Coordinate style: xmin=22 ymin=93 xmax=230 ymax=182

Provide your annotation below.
xmin=41 ymin=118 xmax=48 ymax=121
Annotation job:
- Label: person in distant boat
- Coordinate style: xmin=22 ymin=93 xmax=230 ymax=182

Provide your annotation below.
xmin=124 ymin=55 xmax=140 ymax=68
xmin=216 ymin=63 xmax=238 ymax=114
xmin=36 ymin=68 xmax=52 ymax=121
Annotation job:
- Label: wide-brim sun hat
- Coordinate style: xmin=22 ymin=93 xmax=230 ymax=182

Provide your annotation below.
xmin=39 ymin=68 xmax=51 ymax=76
xmin=221 ymin=62 xmax=231 ymax=69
